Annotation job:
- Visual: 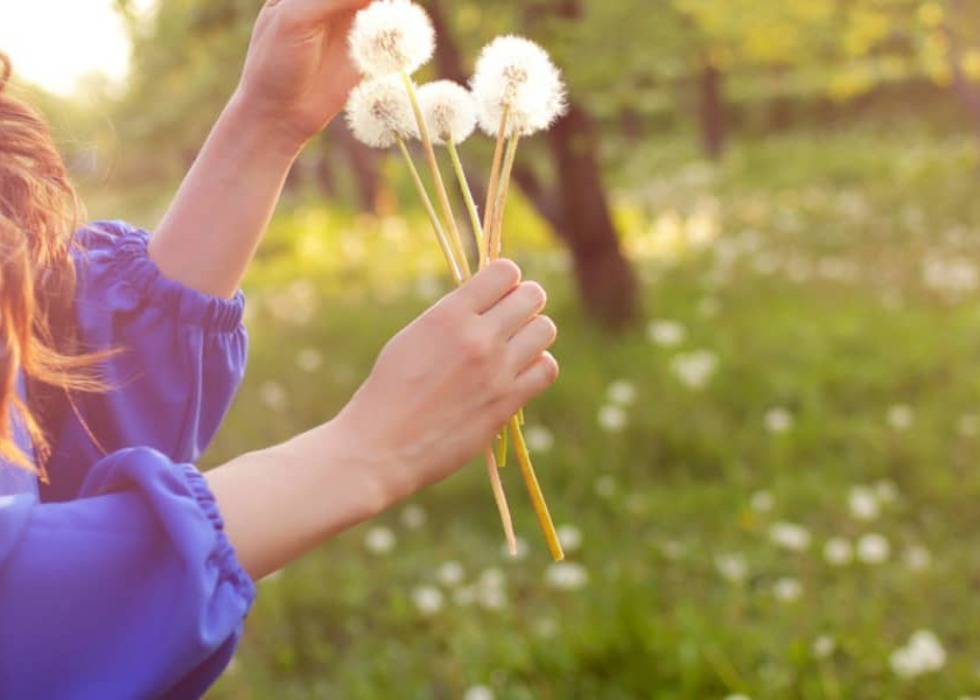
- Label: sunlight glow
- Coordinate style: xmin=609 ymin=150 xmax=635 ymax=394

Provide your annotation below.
xmin=0 ymin=0 xmax=154 ymax=96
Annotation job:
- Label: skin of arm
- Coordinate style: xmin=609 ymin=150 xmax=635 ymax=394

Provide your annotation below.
xmin=207 ymin=261 xmax=560 ymax=580
xmin=149 ymin=0 xmax=372 ymax=298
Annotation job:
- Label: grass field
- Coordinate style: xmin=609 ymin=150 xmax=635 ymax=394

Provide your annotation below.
xmin=95 ymin=123 xmax=980 ymax=699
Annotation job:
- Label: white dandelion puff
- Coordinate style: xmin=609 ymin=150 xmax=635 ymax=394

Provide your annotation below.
xmin=715 ymin=553 xmax=749 ymax=584
xmin=769 ymin=521 xmax=812 ymax=552
xmin=607 ymin=379 xmax=638 ymax=406
xmin=812 ymin=635 xmax=837 ymax=659
xmin=764 ymin=407 xmax=794 ymax=434
xmin=823 ymin=537 xmax=854 ymax=566
xmin=364 ymin=526 xmax=396 ymax=554
xmin=417 ymin=80 xmax=478 ymax=145
xmin=556 ymin=524 xmax=583 ymax=553
xmin=345 ymin=76 xmax=417 ymax=148
xmin=890 ymin=630 xmax=947 ymax=678
xmin=463 ymin=686 xmax=496 ymax=700
xmin=773 ymin=577 xmax=803 ymax=602
xmin=348 ymin=0 xmax=435 ymax=78
xmin=411 ymin=584 xmax=445 ymax=616
xmin=750 ymin=490 xmax=775 ymax=513
xmin=545 ymin=561 xmax=589 ymax=590
xmin=856 ymin=533 xmax=891 ymax=564
xmin=598 ymin=404 xmax=628 ymax=433
xmin=471 ymin=35 xmax=567 ymax=138
xmin=848 ymin=485 xmax=881 ymax=521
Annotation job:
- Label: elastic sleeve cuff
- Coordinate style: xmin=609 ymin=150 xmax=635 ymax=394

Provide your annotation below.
xmin=179 ymin=463 xmax=258 ymax=606
xmin=78 ymin=221 xmax=245 ymax=332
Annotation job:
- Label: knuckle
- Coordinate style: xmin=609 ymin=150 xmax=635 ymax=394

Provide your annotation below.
xmin=459 ymin=326 xmax=494 ymax=363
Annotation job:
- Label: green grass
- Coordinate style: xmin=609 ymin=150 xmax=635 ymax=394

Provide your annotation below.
xmin=185 ymin=123 xmax=980 ymax=699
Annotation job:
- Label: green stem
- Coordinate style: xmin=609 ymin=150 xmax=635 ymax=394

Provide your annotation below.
xmin=510 ymin=415 xmax=564 ymax=561
xmin=495 ymin=424 xmax=509 ymax=468
xmin=401 ymin=71 xmax=472 ymax=280
xmin=397 ymin=139 xmax=463 ymax=284
xmin=447 ymin=136 xmax=484 ymax=262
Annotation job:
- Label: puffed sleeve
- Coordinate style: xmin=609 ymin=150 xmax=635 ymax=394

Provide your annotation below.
xmin=42 ymin=221 xmax=248 ymax=502
xmin=0 ymin=448 xmax=256 ymax=699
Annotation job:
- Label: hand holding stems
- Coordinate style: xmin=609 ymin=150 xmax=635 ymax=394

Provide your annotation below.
xmin=209 ymin=261 xmax=559 ymax=580
xmin=148 ymin=0 xmax=374 ymax=298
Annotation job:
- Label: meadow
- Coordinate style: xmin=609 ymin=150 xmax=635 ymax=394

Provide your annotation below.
xmin=91 ymin=121 xmax=980 ymax=699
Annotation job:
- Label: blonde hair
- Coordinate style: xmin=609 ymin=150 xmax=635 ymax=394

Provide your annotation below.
xmin=0 ymin=53 xmax=105 ymax=474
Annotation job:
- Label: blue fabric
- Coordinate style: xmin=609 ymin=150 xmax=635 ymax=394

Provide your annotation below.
xmin=0 ymin=221 xmax=255 ymax=698
xmin=41 ymin=220 xmax=247 ymax=503
xmin=0 ymin=449 xmax=256 ymax=699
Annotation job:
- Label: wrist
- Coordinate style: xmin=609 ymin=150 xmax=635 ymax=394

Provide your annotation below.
xmin=220 ymin=88 xmax=310 ymax=162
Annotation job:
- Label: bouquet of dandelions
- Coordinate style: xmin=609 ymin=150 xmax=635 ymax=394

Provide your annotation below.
xmin=345 ymin=0 xmax=567 ymax=561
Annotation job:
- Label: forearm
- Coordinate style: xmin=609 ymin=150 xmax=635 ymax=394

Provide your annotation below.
xmin=149 ymin=91 xmax=306 ymax=298
xmin=206 ymin=418 xmax=391 ymax=580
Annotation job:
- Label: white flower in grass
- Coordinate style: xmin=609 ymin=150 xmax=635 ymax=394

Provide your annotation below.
xmin=890 ymin=630 xmax=946 ymax=678
xmin=904 ymin=545 xmax=932 ymax=572
xmin=399 ymin=503 xmax=427 ymax=530
xmin=417 ymin=80 xmax=478 ymax=145
xmin=607 ymin=379 xmax=638 ymax=406
xmin=812 ymin=635 xmax=836 ymax=659
xmin=875 ymin=480 xmax=899 ymax=504
xmin=769 ymin=522 xmax=811 ymax=552
xmin=856 ymin=533 xmax=890 ymax=564
xmin=463 ymin=686 xmax=495 ymax=700
xmin=524 ymin=425 xmax=555 ymax=453
xmin=824 ymin=537 xmax=854 ymax=566
xmin=437 ymin=561 xmax=465 ymax=587
xmin=848 ymin=485 xmax=881 ymax=521
xmin=295 ymin=348 xmax=324 ymax=373
xmin=594 ymin=475 xmax=617 ymax=498
xmin=764 ymin=407 xmax=794 ymax=434
xmin=959 ymin=413 xmax=980 ymax=438
xmin=556 ymin=524 xmax=583 ymax=553
xmin=723 ymin=695 xmax=751 ymax=700
xmin=545 ymin=561 xmax=589 ymax=590
xmin=670 ymin=350 xmax=718 ymax=390
xmin=348 ymin=0 xmax=435 ymax=78
xmin=345 ymin=76 xmax=417 ymax=148
xmin=365 ymin=526 xmax=396 ymax=554
xmin=598 ymin=404 xmax=628 ymax=433
xmin=471 ymin=35 xmax=567 ymax=138
xmin=773 ymin=577 xmax=803 ymax=602
xmin=715 ymin=553 xmax=748 ymax=584
xmin=887 ymin=404 xmax=915 ymax=431
xmin=478 ymin=586 xmax=508 ymax=611
xmin=646 ymin=319 xmax=687 ymax=348
xmin=258 ymin=381 xmax=288 ymax=413
xmin=411 ymin=584 xmax=444 ymax=616
xmin=750 ymin=490 xmax=774 ymax=513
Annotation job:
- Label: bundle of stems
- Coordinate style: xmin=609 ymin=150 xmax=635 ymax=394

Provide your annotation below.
xmin=397 ymin=73 xmax=564 ymax=562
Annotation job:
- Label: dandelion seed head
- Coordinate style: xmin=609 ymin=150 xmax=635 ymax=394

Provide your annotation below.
xmin=411 ymin=584 xmax=444 ymax=616
xmin=556 ymin=524 xmax=583 ymax=553
xmin=545 ymin=561 xmax=589 ymax=590
xmin=463 ymin=686 xmax=496 ymax=700
xmin=824 ymin=537 xmax=854 ymax=566
xmin=365 ymin=526 xmax=396 ymax=554
xmin=471 ymin=35 xmax=567 ymax=137
xmin=812 ymin=635 xmax=836 ymax=659
xmin=346 ymin=76 xmax=417 ymax=148
xmin=769 ymin=521 xmax=812 ymax=552
xmin=773 ymin=577 xmax=803 ymax=602
xmin=856 ymin=532 xmax=891 ymax=564
xmin=417 ymin=80 xmax=478 ymax=145
xmin=349 ymin=0 xmax=435 ymax=78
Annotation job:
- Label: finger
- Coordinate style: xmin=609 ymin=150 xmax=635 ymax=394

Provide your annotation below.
xmin=451 ymin=259 xmax=522 ymax=314
xmin=505 ymin=315 xmax=558 ymax=373
xmin=487 ymin=352 xmax=559 ymax=426
xmin=272 ymin=0 xmax=372 ymax=24
xmin=482 ymin=281 xmax=548 ymax=339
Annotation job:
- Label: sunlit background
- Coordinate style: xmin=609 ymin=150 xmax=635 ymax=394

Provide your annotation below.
xmin=0 ymin=0 xmax=153 ymax=95
xmin=7 ymin=1 xmax=980 ymax=699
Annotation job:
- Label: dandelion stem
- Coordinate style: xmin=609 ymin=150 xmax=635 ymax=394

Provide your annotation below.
xmin=484 ymin=446 xmax=517 ymax=556
xmin=397 ymin=138 xmax=463 ymax=284
xmin=447 ymin=135 xmax=485 ymax=262
xmin=488 ymin=134 xmax=521 ymax=260
xmin=495 ymin=424 xmax=509 ymax=468
xmin=481 ymin=105 xmax=510 ymax=268
xmin=401 ymin=71 xmax=472 ymax=279
xmin=510 ymin=415 xmax=563 ymax=561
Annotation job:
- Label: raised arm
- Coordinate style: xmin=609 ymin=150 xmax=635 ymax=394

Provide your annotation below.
xmin=148 ymin=0 xmax=371 ymax=298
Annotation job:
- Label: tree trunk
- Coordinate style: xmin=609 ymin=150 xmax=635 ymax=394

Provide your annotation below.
xmin=427 ymin=0 xmax=639 ymax=329
xmin=699 ymin=60 xmax=726 ymax=160
xmin=546 ymin=103 xmax=639 ymax=329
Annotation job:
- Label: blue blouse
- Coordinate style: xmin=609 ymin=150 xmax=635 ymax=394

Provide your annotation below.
xmin=0 ymin=221 xmax=256 ymax=699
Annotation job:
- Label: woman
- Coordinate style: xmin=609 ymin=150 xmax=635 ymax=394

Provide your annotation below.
xmin=0 ymin=0 xmax=559 ymax=696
